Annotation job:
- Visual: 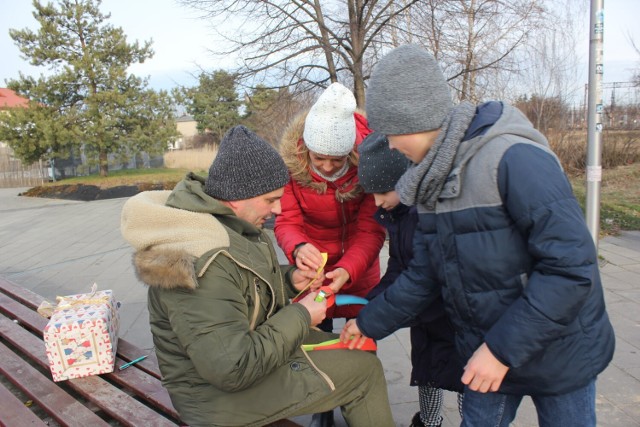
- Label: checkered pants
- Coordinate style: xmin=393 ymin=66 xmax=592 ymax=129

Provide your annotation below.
xmin=418 ymin=385 xmax=464 ymax=426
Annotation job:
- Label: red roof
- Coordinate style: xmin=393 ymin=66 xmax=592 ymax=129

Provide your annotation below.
xmin=0 ymin=88 xmax=29 ymax=109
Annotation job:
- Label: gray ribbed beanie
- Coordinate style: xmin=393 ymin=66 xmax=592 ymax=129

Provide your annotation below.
xmin=366 ymin=44 xmax=453 ymax=135
xmin=205 ymin=125 xmax=289 ymax=201
xmin=358 ymin=131 xmax=409 ymax=193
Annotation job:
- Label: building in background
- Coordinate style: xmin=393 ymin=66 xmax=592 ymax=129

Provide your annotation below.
xmin=173 ymin=114 xmax=197 ymax=149
xmin=0 ymin=88 xmax=29 ymax=110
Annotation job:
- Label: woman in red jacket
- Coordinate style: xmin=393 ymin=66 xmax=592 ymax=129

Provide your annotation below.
xmin=275 ymin=82 xmax=386 ymax=332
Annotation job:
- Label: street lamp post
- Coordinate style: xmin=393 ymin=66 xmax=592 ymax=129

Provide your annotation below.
xmin=585 ymin=0 xmax=604 ymax=247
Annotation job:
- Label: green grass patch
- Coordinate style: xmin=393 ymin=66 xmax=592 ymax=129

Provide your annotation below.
xmin=570 ymin=162 xmax=640 ymax=235
xmin=45 ymin=167 xmax=207 ymax=188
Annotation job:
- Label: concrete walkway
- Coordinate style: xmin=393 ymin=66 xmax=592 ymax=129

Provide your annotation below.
xmin=1 ymin=187 xmax=638 ymax=426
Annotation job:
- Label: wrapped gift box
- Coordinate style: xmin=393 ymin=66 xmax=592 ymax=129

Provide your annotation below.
xmin=44 ymin=289 xmax=119 ymax=382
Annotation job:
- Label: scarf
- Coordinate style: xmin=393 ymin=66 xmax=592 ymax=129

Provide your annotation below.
xmin=396 ymin=102 xmax=476 ymax=209
xmin=311 ymin=161 xmax=350 ymax=182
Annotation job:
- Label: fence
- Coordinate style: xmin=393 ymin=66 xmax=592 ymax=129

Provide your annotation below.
xmin=163 ymin=146 xmax=218 ymax=171
xmin=0 ymin=144 xmax=47 ymax=188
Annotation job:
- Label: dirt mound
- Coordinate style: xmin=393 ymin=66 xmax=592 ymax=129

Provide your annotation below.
xmin=20 ymin=183 xmax=176 ymax=201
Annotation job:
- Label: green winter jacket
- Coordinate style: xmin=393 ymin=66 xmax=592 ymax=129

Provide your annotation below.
xmin=121 ymin=173 xmax=335 ymax=426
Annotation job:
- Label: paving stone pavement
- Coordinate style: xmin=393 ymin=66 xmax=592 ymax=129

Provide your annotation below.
xmin=1 ymin=187 xmax=638 ymax=426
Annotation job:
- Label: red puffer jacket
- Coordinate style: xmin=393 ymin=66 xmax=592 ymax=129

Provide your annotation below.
xmin=275 ymin=112 xmax=386 ymax=319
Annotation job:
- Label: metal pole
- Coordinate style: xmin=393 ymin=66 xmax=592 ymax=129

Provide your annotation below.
xmin=585 ymin=0 xmax=604 ymax=247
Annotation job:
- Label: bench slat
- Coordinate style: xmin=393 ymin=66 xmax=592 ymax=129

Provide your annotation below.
xmin=0 ymin=380 xmax=49 ymax=427
xmin=0 ymin=291 xmax=48 ymax=333
xmin=0 ymin=341 xmax=110 ymax=427
xmin=0 ymin=276 xmax=43 ymax=309
xmin=115 ymin=339 xmax=162 ymax=379
xmin=108 ymin=361 xmax=179 ymax=419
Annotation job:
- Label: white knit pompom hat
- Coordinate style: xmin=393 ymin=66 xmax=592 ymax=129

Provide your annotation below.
xmin=303 ymin=82 xmax=357 ymax=156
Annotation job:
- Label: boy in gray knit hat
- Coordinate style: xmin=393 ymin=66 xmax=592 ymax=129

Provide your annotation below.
xmin=342 ymin=45 xmax=614 ymax=427
xmin=122 ymin=125 xmax=395 ymax=426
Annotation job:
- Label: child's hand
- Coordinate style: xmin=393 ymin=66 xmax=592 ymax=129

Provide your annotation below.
xmin=340 ymin=319 xmax=368 ymax=350
xmin=461 ymin=343 xmax=509 ymax=393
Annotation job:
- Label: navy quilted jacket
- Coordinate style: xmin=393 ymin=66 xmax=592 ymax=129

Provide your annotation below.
xmin=368 ymin=203 xmax=464 ymax=392
xmin=357 ymin=102 xmax=615 ymax=395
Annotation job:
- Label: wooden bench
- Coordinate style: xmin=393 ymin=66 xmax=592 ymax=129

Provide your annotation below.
xmin=0 ymin=276 xmax=301 ymax=427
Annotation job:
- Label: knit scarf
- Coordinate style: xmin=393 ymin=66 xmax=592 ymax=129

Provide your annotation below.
xmin=311 ymin=161 xmax=350 ymax=182
xmin=396 ymin=102 xmax=476 ymax=209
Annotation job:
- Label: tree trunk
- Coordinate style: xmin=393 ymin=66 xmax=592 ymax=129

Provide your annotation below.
xmin=348 ymin=0 xmax=366 ymax=108
xmin=99 ymin=150 xmax=109 ymax=177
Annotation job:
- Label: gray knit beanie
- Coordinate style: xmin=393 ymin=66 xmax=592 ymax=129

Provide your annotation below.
xmin=205 ymin=125 xmax=289 ymax=201
xmin=358 ymin=131 xmax=409 ymax=193
xmin=366 ymin=44 xmax=453 ymax=135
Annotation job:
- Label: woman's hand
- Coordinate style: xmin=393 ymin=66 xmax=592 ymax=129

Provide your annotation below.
xmin=294 ymin=243 xmax=324 ymax=271
xmin=326 ymin=267 xmax=350 ymax=293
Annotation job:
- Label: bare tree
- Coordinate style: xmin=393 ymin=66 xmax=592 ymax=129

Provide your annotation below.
xmin=400 ymin=0 xmax=545 ymax=102
xmin=511 ymin=2 xmax=584 ymax=133
xmin=242 ymin=86 xmax=315 ymax=146
xmin=177 ymin=0 xmax=420 ymax=107
xmin=630 ymin=34 xmax=640 ymax=87
xmin=519 ymin=28 xmax=578 ymax=132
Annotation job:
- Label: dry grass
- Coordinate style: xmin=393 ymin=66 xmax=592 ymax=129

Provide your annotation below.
xmin=163 ymin=146 xmax=218 ymax=170
xmin=550 ymin=129 xmax=640 ymax=174
xmin=570 ymin=163 xmax=640 ymax=234
xmin=549 ymin=129 xmax=640 ymax=234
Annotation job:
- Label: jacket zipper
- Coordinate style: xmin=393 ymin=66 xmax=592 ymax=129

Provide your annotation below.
xmin=250 ymin=278 xmax=261 ymax=330
xmin=301 ymin=347 xmax=336 ymax=391
xmin=339 ymin=200 xmax=347 ymax=256
xmin=260 ymin=232 xmax=287 ymax=308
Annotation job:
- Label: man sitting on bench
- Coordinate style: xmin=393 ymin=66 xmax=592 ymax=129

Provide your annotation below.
xmin=120 ymin=125 xmax=394 ymax=427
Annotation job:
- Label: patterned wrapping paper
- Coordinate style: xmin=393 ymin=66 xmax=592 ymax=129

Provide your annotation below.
xmin=43 ymin=289 xmax=119 ymax=382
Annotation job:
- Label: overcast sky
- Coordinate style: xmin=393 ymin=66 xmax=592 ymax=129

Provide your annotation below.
xmin=0 ymin=0 xmax=226 ymax=91
xmin=1 ymin=0 xmax=639 ymax=93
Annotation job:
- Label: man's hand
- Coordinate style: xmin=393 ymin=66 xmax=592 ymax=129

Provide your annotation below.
xmin=296 ymin=291 xmax=327 ymax=326
xmin=326 ymin=267 xmax=350 ymax=293
xmin=461 ymin=343 xmax=509 ymax=393
xmin=291 ymin=268 xmax=325 ymax=292
xmin=340 ymin=319 xmax=369 ymax=349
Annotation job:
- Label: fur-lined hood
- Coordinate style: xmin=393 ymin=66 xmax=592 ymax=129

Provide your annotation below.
xmin=121 ymin=173 xmax=233 ymax=291
xmin=279 ymin=110 xmax=369 ymax=201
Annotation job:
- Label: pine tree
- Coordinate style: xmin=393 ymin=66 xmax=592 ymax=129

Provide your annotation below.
xmin=1 ymin=0 xmax=177 ymax=176
xmin=174 ymin=70 xmax=241 ymax=146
